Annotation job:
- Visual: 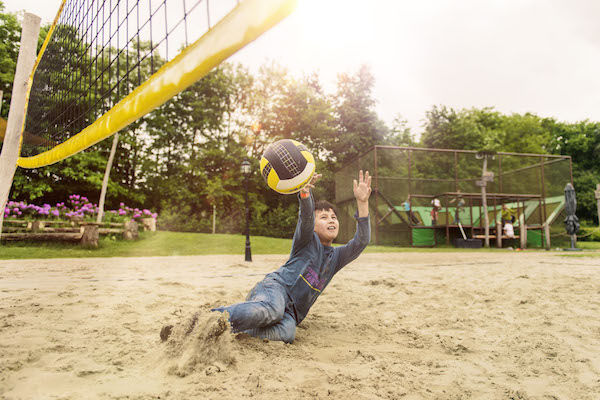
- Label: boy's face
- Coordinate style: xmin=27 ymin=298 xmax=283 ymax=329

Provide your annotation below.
xmin=314 ymin=208 xmax=339 ymax=245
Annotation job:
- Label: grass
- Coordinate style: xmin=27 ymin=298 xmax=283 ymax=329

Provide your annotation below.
xmin=0 ymin=231 xmax=292 ymax=259
xmin=575 ymin=241 xmax=600 ymax=250
xmin=0 ymin=231 xmax=598 ymax=260
xmin=556 ymin=240 xmax=600 ymax=257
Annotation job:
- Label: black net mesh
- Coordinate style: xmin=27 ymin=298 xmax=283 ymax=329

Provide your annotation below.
xmin=544 ymin=158 xmax=572 ymax=197
xmin=499 ymin=155 xmax=542 ymax=195
xmin=24 ymin=0 xmax=237 ymax=155
xmin=334 ymin=149 xmax=375 ymax=244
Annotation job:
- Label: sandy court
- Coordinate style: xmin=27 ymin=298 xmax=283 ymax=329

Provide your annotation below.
xmin=0 ymin=251 xmax=599 ymax=399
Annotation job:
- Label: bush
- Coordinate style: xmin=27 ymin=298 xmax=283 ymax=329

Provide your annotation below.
xmin=157 ymin=204 xmax=212 ymax=233
xmin=251 ymin=203 xmax=298 ymax=238
xmin=577 ymin=224 xmax=600 ymax=242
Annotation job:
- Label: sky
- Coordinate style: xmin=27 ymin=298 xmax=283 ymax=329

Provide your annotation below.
xmin=3 ymin=0 xmax=600 ymax=134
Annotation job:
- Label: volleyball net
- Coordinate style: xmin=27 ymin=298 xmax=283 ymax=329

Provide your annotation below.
xmin=16 ymin=0 xmax=296 ymax=168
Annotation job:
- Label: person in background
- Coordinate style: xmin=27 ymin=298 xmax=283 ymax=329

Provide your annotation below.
xmin=430 ymin=197 xmax=441 ymax=226
xmin=501 ymin=204 xmax=517 ymax=239
xmin=450 ymin=190 xmax=466 ymax=224
xmin=402 ymin=196 xmax=420 ymax=224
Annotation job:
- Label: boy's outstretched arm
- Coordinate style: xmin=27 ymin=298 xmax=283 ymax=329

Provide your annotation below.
xmin=335 ymin=170 xmax=372 ymax=271
xmin=354 ymin=170 xmax=371 ymax=217
xmin=290 ymin=173 xmax=322 ymax=254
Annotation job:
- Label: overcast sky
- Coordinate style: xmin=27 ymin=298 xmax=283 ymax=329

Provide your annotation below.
xmin=4 ymin=0 xmax=600 ymax=134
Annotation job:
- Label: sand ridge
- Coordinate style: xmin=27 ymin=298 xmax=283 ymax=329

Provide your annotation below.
xmin=0 ymin=252 xmax=599 ymax=399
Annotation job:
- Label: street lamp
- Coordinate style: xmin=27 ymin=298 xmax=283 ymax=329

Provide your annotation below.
xmin=241 ymin=159 xmax=252 ymax=262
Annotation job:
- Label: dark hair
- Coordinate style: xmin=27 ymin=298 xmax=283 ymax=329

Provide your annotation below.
xmin=315 ymin=200 xmax=338 ymax=217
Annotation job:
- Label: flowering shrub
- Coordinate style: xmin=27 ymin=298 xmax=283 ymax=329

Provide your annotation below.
xmin=3 ymin=201 xmax=63 ymax=220
xmin=3 ymin=195 xmax=157 ymax=224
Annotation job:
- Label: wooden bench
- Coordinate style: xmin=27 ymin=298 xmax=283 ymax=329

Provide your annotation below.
xmin=2 ymin=223 xmax=99 ymax=247
xmin=1 ymin=219 xmax=139 ymax=246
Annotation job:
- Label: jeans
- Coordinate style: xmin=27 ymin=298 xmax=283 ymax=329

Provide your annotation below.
xmin=212 ymin=279 xmax=296 ymax=343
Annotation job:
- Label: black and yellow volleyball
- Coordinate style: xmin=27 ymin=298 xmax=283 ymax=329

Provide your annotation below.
xmin=260 ymin=139 xmax=315 ymax=194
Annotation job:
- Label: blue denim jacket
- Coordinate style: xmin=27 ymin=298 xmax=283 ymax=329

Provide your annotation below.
xmin=266 ymin=193 xmax=371 ymax=324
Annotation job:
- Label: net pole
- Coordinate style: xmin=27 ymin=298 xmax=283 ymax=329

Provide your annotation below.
xmin=0 ymin=13 xmax=41 ymax=242
xmin=96 ymin=132 xmax=120 ymax=223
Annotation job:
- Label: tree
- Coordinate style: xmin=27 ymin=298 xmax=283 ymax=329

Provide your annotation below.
xmin=332 ymin=65 xmax=388 ymax=166
xmin=421 ymin=105 xmax=488 ymax=150
xmin=0 ymin=1 xmax=21 ymax=119
xmin=387 ymin=114 xmax=415 ymax=146
xmin=546 ymin=119 xmax=600 ymax=221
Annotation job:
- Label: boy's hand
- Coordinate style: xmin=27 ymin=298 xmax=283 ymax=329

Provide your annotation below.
xmin=353 ymin=170 xmax=372 ymax=203
xmin=300 ymin=173 xmax=322 ymax=196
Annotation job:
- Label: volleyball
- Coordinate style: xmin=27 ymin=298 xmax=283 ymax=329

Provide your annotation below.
xmin=260 ymin=139 xmax=316 ymax=194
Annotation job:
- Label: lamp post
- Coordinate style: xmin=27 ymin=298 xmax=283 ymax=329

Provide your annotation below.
xmin=241 ymin=159 xmax=252 ymax=262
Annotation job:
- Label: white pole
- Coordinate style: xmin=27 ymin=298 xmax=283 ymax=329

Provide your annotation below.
xmin=0 ymin=90 xmax=4 ymax=115
xmin=0 ymin=13 xmax=41 ymax=242
xmin=96 ymin=132 xmax=120 ymax=223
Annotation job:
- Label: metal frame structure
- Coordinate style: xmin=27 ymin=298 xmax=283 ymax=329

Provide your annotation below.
xmin=334 ymin=145 xmax=573 ymax=247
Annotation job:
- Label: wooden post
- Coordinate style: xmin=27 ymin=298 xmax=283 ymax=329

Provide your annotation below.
xmin=123 ymin=220 xmax=139 ymax=240
xmin=544 ymin=222 xmax=551 ymax=250
xmin=0 ymin=13 xmax=41 ymax=242
xmin=212 ymin=203 xmax=216 ymax=234
xmin=31 ymin=220 xmax=45 ymax=232
xmin=481 ymin=156 xmax=490 ymax=248
xmin=595 ymin=184 xmax=600 ymax=228
xmin=80 ymin=223 xmax=99 ymax=248
xmin=97 ymin=132 xmax=120 ymax=223
xmin=141 ymin=217 xmax=156 ymax=231
xmin=0 ymin=90 xmax=3 ymax=114
xmin=519 ymin=213 xmax=527 ymax=249
xmin=496 ymin=218 xmax=502 ymax=248
xmin=445 ymin=196 xmax=450 ymax=245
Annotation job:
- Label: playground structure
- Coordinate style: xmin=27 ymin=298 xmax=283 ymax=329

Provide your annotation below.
xmin=334 ymin=146 xmax=572 ymax=248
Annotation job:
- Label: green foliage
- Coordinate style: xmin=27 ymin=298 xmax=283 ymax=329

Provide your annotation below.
xmin=422 ymin=106 xmax=550 ymax=153
xmin=544 ymin=119 xmax=600 ymax=222
xmin=2 ymin=0 xmax=599 ymax=235
xmin=0 ymin=1 xmax=20 ymax=119
xmin=332 ymin=65 xmax=389 ymax=165
xmin=252 ymin=202 xmax=298 ymax=239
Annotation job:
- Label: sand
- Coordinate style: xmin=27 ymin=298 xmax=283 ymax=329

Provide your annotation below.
xmin=0 ymin=251 xmax=599 ymax=399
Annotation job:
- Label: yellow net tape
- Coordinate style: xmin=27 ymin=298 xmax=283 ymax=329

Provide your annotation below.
xmin=17 ymin=0 xmax=297 ymax=168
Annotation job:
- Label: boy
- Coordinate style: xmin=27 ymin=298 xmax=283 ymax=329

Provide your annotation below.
xmin=212 ymin=170 xmax=372 ymax=343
